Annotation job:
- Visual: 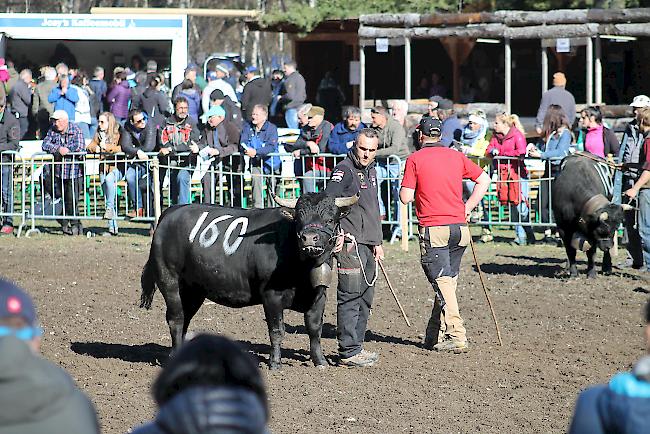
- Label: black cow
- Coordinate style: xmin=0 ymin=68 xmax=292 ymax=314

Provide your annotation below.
xmin=140 ymin=192 xmax=358 ymax=369
xmin=552 ymin=154 xmax=632 ymax=278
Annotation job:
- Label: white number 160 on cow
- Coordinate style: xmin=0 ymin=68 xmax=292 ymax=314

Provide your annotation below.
xmin=188 ymin=212 xmax=249 ymax=255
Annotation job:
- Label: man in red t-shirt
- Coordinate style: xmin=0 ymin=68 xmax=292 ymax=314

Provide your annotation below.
xmin=400 ymin=117 xmax=490 ymax=353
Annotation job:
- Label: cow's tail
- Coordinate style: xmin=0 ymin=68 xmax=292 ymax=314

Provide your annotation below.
xmin=140 ymin=255 xmax=157 ymax=310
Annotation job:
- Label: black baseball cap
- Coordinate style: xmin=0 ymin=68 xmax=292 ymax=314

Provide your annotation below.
xmin=419 ymin=117 xmax=443 ymax=137
xmin=210 ymin=89 xmax=225 ymax=100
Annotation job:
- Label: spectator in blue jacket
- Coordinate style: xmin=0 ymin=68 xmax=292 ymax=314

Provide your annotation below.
xmin=329 ymin=105 xmax=366 ymax=155
xmin=240 ymin=104 xmax=279 ymax=208
xmin=568 ymin=298 xmax=650 ymax=434
xmin=48 ymin=73 xmax=78 ymax=122
xmin=436 ymin=98 xmax=463 ymax=148
xmin=528 ymin=104 xmax=572 ymax=243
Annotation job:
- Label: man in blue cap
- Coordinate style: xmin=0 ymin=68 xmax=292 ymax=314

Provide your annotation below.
xmin=241 ymin=65 xmax=272 ymax=122
xmin=0 ymin=278 xmax=100 ymax=433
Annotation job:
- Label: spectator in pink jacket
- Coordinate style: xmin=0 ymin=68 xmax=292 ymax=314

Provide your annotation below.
xmin=107 ymin=71 xmax=131 ymax=124
xmin=485 ymin=112 xmax=536 ymax=245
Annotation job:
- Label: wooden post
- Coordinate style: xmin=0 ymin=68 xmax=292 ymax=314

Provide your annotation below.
xmin=152 ymin=157 xmax=162 ymax=228
xmin=586 ymin=37 xmax=593 ymax=105
xmin=541 ymin=46 xmax=548 ymax=93
xmin=404 ymin=36 xmax=412 ymax=101
xmin=400 ymin=200 xmax=408 ymax=252
xmin=505 ymin=38 xmax=512 ymax=114
xmin=595 ymin=36 xmax=603 ymax=104
xmin=360 ymin=45 xmax=366 ymax=110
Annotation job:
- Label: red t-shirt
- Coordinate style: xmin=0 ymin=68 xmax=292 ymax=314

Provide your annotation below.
xmin=402 ymin=145 xmax=485 ymax=226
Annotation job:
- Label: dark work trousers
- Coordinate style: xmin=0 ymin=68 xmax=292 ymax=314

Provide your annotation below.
xmin=624 ymin=208 xmax=643 ymax=267
xmin=336 ymin=242 xmax=377 ymax=359
xmin=54 ymin=177 xmax=83 ymax=230
xmin=539 ymin=165 xmax=560 ymax=224
xmin=419 ymin=224 xmax=470 ymax=342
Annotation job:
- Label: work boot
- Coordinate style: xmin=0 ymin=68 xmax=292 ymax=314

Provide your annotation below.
xmin=339 ymin=351 xmax=376 ymax=367
xmin=434 ymin=339 xmax=469 ymax=354
xmin=479 ymin=228 xmax=493 ymax=243
xmin=359 ymin=349 xmax=379 ymax=362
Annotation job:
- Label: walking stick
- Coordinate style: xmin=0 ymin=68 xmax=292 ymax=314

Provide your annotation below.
xmin=378 ymin=260 xmax=412 ymax=327
xmin=468 ymin=234 xmax=504 ymax=346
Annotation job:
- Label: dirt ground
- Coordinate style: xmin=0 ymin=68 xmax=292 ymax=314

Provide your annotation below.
xmin=0 ymin=225 xmax=648 ymax=434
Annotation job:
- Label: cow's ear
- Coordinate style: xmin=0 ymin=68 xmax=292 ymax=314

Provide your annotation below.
xmin=279 ymin=207 xmax=295 ymax=221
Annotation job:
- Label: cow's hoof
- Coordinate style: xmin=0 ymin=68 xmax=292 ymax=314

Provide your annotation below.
xmin=268 ymin=362 xmax=282 ymax=371
xmin=316 ymin=363 xmax=328 ymax=370
xmin=587 ymin=270 xmax=597 ymax=279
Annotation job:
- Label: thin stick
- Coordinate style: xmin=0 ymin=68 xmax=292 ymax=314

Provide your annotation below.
xmin=468 ymin=234 xmax=504 ymax=346
xmin=378 ymin=260 xmax=412 ymax=327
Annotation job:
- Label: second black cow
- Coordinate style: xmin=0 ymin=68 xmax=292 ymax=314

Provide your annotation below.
xmin=140 ymin=192 xmax=358 ymax=369
xmin=553 ymin=153 xmax=632 ymax=278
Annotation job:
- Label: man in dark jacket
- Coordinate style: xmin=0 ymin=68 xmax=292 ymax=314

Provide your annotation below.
xmin=241 ymin=66 xmax=272 ymax=122
xmin=278 ymin=61 xmax=306 ymax=129
xmin=120 ymin=109 xmax=158 ymax=217
xmin=326 ymin=128 xmax=383 ymax=368
xmin=8 ymin=69 xmax=32 ymax=139
xmin=210 ymin=89 xmax=243 ymax=131
xmin=284 ymin=105 xmax=333 ymax=194
xmin=32 ymin=67 xmax=57 ymax=139
xmin=568 ymin=298 xmax=650 ymax=434
xmin=199 ymin=105 xmax=240 ymax=204
xmin=0 ymin=278 xmax=100 ymax=434
xmin=159 ymin=96 xmax=201 ymax=205
xmin=536 ymin=72 xmax=576 ymax=134
xmin=0 ymin=96 xmax=20 ymax=235
xmin=615 ymin=94 xmax=650 ymax=269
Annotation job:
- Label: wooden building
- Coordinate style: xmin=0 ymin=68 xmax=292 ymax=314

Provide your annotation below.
xmin=359 ymin=8 xmax=650 ymax=115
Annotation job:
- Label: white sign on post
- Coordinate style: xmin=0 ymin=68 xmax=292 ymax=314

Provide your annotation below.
xmin=376 ymin=38 xmax=389 ymax=53
xmin=556 ymin=38 xmax=570 ymax=53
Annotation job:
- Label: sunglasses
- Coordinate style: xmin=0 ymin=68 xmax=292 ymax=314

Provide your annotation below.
xmin=0 ymin=325 xmax=43 ymax=341
xmin=133 ymin=117 xmax=146 ymax=124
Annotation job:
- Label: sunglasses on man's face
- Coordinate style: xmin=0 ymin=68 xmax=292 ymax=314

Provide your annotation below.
xmin=133 ymin=117 xmax=146 ymax=124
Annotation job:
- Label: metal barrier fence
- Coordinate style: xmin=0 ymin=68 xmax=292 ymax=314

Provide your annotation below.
xmin=0 ymin=148 xmax=590 ymax=240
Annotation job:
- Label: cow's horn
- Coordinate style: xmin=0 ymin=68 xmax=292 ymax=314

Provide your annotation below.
xmin=599 ymin=211 xmax=608 ymax=221
xmin=335 ymin=194 xmax=360 ymax=208
xmin=271 ymin=193 xmax=298 ymax=209
xmin=621 ymin=203 xmax=635 ymax=211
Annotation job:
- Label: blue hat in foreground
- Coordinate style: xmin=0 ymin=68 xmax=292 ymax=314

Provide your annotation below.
xmin=244 ymin=65 xmax=258 ymax=75
xmin=0 ymin=278 xmax=37 ymax=327
xmin=201 ymin=105 xmax=226 ymax=122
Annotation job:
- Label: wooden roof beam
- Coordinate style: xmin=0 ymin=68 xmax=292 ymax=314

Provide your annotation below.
xmin=90 ymin=7 xmax=259 ymax=18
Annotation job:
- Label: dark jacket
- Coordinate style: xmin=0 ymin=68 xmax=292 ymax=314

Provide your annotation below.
xmin=569 ymin=356 xmax=650 ymax=434
xmin=241 ymin=76 xmax=272 ymax=121
xmin=160 ymin=114 xmax=200 ymax=155
xmin=9 ymin=79 xmax=31 ymax=118
xmin=138 ymin=87 xmax=172 ymax=131
xmin=106 ymin=81 xmax=131 ymax=119
xmin=603 ymin=126 xmax=620 ymax=157
xmin=131 ymin=386 xmax=268 ymax=434
xmin=120 ymin=121 xmax=158 ymax=157
xmin=240 ymin=120 xmax=280 ymax=173
xmin=286 ymin=120 xmax=334 ymax=172
xmin=0 ymin=109 xmax=21 ymax=154
xmin=325 ymin=150 xmax=382 ymax=246
xmin=278 ymin=71 xmax=306 ymax=110
xmin=88 ymin=78 xmax=107 ymax=111
xmin=328 ymin=121 xmax=367 ymax=155
xmin=198 ymin=120 xmax=239 ymax=159
xmin=31 ymin=79 xmax=57 ymax=121
xmin=222 ymin=97 xmax=243 ymax=131
xmin=0 ymin=336 xmax=100 ymax=434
